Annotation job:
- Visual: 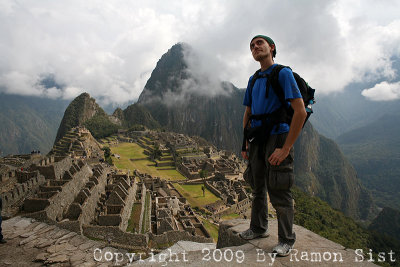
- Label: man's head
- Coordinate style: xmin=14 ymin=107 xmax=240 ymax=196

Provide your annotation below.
xmin=250 ymin=35 xmax=276 ymax=59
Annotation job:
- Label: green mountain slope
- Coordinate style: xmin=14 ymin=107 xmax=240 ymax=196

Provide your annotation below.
xmin=294 ymin=123 xmax=376 ymax=221
xmin=121 ymin=103 xmax=160 ymax=129
xmin=293 ymin=187 xmax=400 ymax=265
xmin=337 ymin=114 xmax=400 ymax=209
xmin=368 ymin=207 xmax=400 ymax=243
xmin=0 ymin=94 xmax=68 ymax=155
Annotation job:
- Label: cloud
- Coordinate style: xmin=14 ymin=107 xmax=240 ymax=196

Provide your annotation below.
xmin=362 ymin=81 xmax=400 ymax=101
xmin=0 ymin=0 xmax=399 ymax=105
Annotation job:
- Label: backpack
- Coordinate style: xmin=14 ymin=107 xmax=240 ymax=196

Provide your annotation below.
xmin=242 ymin=64 xmax=315 ymax=153
xmin=248 ymin=64 xmax=315 ymax=126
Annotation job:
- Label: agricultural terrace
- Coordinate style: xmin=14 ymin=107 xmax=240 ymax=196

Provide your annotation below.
xmin=172 ymin=183 xmax=221 ymax=208
xmin=201 ymin=219 xmax=219 ymax=242
xmin=110 ymin=142 xmax=186 ymax=181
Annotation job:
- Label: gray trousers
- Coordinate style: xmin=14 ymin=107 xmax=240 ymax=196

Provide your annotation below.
xmin=248 ymin=133 xmax=296 ymax=246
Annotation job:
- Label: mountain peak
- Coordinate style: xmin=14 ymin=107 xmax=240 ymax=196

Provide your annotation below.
xmin=54 ymin=92 xmax=106 ymax=144
xmin=137 ymin=43 xmax=191 ymax=103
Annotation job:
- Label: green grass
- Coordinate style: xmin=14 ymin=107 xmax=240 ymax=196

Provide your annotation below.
xmin=126 ymin=203 xmax=142 ymax=233
xmin=110 ymin=142 xmax=186 ymax=181
xmin=221 ymin=213 xmax=240 ymax=220
xmin=141 ymin=192 xmax=151 ymax=234
xmin=201 ymin=219 xmax=219 ymax=242
xmin=172 ymin=183 xmax=221 ymax=207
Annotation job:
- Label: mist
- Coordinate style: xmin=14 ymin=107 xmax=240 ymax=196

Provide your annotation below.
xmin=0 ymin=0 xmax=400 ymax=106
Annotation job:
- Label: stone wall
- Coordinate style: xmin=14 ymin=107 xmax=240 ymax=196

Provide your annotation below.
xmin=0 ymin=170 xmax=15 ymax=182
xmin=77 ymin=169 xmax=107 ymax=227
xmin=63 ymin=165 xmax=108 ymax=233
xmin=83 ymin=225 xmax=148 ymax=248
xmin=148 ymin=230 xmax=213 ymax=245
xmin=204 ymin=181 xmax=223 ymax=199
xmin=24 ymin=161 xmax=92 ymax=222
xmin=138 ymin=183 xmax=147 ymax=234
xmin=30 ymin=156 xmax=72 ymax=180
xmin=98 ymin=174 xmax=137 ymax=231
xmin=119 ymin=177 xmax=137 ymax=231
xmin=1 ymin=172 xmax=45 ymax=212
xmin=16 ymin=170 xmax=39 ymax=183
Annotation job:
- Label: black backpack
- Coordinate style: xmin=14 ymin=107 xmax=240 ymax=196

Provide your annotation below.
xmin=242 ymin=64 xmax=315 ymax=152
xmin=248 ymin=64 xmax=315 ymax=126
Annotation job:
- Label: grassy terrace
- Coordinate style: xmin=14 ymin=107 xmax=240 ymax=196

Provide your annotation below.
xmin=172 ymin=183 xmax=221 ymax=207
xmin=221 ymin=213 xmax=240 ymax=220
xmin=110 ymin=142 xmax=186 ymax=181
xmin=126 ymin=203 xmax=141 ymax=233
xmin=141 ymin=191 xmax=151 ymax=234
xmin=201 ymin=219 xmax=219 ymax=242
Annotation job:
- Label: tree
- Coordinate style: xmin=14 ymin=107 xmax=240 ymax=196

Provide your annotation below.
xmin=150 ymin=143 xmax=162 ymax=161
xmin=199 ymin=169 xmax=208 ymax=197
xmin=102 ymin=146 xmax=113 ymax=165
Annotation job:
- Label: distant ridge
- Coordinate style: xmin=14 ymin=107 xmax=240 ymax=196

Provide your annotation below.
xmin=0 ymin=93 xmax=68 ymax=155
xmin=337 ymin=114 xmax=400 ymax=210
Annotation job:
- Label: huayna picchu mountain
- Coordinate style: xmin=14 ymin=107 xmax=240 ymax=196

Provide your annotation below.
xmin=54 ymin=93 xmax=118 ymax=143
xmin=56 ymin=93 xmax=161 ymax=143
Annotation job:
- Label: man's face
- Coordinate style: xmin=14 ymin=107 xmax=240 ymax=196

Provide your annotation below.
xmin=250 ymin=37 xmax=274 ymax=61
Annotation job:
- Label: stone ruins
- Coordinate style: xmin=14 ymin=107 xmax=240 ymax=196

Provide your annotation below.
xmin=1 ymin=127 xmax=254 ymax=252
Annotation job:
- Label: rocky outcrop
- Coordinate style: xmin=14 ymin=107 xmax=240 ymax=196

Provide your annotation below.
xmin=215 ymin=219 xmax=378 ymax=267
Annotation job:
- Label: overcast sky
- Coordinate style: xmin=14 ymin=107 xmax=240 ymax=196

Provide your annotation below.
xmin=0 ymin=0 xmax=400 ymax=106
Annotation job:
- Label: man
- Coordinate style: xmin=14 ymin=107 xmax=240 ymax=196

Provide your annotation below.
xmin=240 ymin=35 xmax=306 ymax=256
xmin=0 ymin=195 xmax=6 ymax=244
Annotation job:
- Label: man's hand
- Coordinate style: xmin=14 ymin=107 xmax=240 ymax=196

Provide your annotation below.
xmin=241 ymin=141 xmax=249 ymax=160
xmin=268 ymin=98 xmax=306 ymax=166
xmin=241 ymin=150 xmax=249 ymax=160
xmin=268 ymin=147 xmax=290 ymax=166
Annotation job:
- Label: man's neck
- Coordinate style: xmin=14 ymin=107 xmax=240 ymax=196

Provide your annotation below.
xmin=259 ymin=58 xmax=274 ymax=71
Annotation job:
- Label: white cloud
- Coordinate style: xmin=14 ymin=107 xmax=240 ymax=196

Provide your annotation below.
xmin=0 ymin=0 xmax=399 ymax=106
xmin=362 ymin=81 xmax=400 ymax=101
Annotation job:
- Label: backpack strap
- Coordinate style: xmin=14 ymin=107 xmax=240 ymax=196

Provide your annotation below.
xmin=267 ymin=64 xmax=289 ymax=105
xmin=248 ymin=64 xmax=288 ymax=105
xmin=248 ymin=69 xmax=261 ymax=107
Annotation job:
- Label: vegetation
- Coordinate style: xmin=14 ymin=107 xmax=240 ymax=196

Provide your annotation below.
xmin=368 ymin=207 xmax=400 ymax=242
xmin=220 ymin=213 xmax=240 ymax=220
xmin=337 ymin=114 xmax=400 ymax=210
xmin=122 ymin=103 xmax=160 ymax=129
xmin=110 ymin=142 xmax=186 ymax=181
xmin=84 ymin=113 xmax=119 ymax=139
xmin=141 ymin=191 xmax=151 ymax=234
xmin=0 ymin=94 xmax=68 ymax=155
xmin=293 ymin=187 xmax=400 ymax=265
xmin=149 ymin=143 xmax=162 ymax=161
xmin=199 ymin=169 xmax=208 ymax=197
xmin=102 ymin=146 xmax=113 ymax=165
xmin=201 ymin=219 xmax=219 ymax=242
xmin=128 ymin=124 xmax=146 ymax=131
xmin=126 ymin=203 xmax=141 ymax=233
